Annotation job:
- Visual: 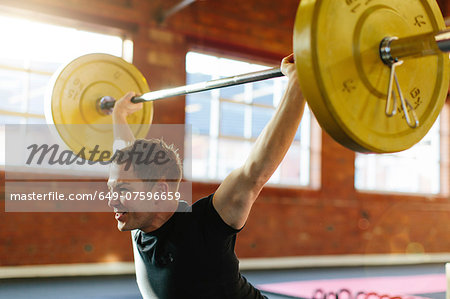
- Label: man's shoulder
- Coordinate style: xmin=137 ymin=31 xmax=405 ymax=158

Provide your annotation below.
xmin=190 ymin=193 xmax=214 ymax=211
xmin=168 ymin=194 xmax=217 ymax=234
xmin=173 ymin=193 xmax=214 ymax=223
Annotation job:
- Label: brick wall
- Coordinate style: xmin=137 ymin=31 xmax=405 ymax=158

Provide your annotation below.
xmin=0 ymin=0 xmax=449 ymax=266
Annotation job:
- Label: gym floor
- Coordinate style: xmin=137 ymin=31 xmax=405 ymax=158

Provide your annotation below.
xmin=0 ymin=264 xmax=445 ymax=299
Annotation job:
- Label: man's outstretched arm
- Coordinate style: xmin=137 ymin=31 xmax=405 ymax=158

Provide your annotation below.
xmin=111 ymin=91 xmax=143 ymax=151
xmin=213 ymin=54 xmax=306 ymax=229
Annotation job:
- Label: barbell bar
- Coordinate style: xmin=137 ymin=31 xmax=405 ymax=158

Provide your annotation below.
xmin=99 ymin=68 xmax=284 ymax=111
xmin=382 ymin=28 xmax=450 ymax=64
xmin=46 ymin=0 xmax=450 ymax=160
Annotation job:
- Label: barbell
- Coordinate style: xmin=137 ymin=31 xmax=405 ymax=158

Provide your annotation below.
xmin=46 ymin=0 xmax=450 ymax=160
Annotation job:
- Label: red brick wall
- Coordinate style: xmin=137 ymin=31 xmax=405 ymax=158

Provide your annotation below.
xmin=0 ymin=0 xmax=449 ymax=266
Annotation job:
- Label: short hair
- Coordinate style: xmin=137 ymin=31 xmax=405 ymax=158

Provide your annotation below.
xmin=111 ymin=139 xmax=182 ymax=189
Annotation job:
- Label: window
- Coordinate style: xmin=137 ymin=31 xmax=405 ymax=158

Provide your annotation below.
xmin=355 ymin=114 xmax=445 ymax=194
xmin=185 ymin=52 xmax=320 ymax=187
xmin=0 ymin=14 xmax=130 ymax=166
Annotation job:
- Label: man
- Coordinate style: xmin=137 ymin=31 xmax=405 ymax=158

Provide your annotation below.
xmin=107 ymin=53 xmax=305 ymax=298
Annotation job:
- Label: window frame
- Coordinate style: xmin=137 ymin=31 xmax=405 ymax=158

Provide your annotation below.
xmin=354 ymin=104 xmax=449 ymax=196
xmin=184 ymin=49 xmax=322 ymax=189
xmin=0 ymin=10 xmax=134 ymax=176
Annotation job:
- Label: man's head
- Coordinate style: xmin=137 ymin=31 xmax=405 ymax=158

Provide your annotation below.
xmin=107 ymin=139 xmax=182 ymax=232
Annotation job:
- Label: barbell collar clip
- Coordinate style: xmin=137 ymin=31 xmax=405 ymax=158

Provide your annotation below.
xmin=98 ymin=96 xmax=116 ymax=114
xmin=385 ymin=61 xmax=401 ymax=117
xmin=384 ymin=60 xmax=419 ymax=129
xmin=380 ymin=36 xmax=400 ymax=66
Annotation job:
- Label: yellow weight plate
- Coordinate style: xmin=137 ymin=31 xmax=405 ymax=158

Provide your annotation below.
xmin=46 ymin=53 xmax=152 ymax=161
xmin=294 ymin=0 xmax=449 ymax=153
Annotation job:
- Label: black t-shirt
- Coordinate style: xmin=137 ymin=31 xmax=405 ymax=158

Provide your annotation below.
xmin=134 ymin=194 xmax=266 ymax=299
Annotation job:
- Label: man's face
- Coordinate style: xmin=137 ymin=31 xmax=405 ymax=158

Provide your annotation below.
xmin=107 ymin=162 xmax=160 ymax=232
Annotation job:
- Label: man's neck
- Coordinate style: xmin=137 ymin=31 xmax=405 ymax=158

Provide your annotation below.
xmin=141 ymin=201 xmax=179 ymax=233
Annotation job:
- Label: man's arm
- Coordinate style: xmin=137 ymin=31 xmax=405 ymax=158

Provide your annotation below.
xmin=213 ymin=54 xmax=306 ymax=229
xmin=112 ymin=91 xmax=143 ymax=151
xmin=111 ymin=93 xmax=154 ymax=298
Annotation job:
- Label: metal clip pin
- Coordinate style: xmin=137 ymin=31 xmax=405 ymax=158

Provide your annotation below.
xmin=385 ymin=61 xmax=400 ymax=117
xmin=385 ymin=61 xmax=419 ymax=128
xmin=394 ymin=72 xmax=419 ymax=128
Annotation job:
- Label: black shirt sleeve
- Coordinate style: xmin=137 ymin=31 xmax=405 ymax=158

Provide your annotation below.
xmin=197 ymin=193 xmax=242 ymax=240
